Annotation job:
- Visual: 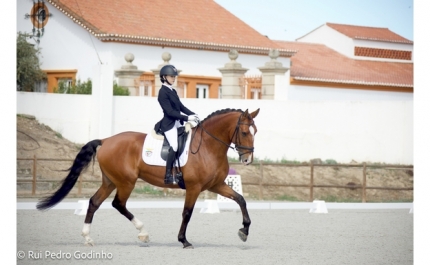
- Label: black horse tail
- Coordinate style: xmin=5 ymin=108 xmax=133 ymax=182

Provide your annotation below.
xmin=36 ymin=139 xmax=102 ymax=210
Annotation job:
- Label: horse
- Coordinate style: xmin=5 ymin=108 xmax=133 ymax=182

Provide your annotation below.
xmin=36 ymin=108 xmax=260 ymax=249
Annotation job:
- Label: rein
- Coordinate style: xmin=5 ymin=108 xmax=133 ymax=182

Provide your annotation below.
xmin=190 ymin=113 xmax=255 ymax=156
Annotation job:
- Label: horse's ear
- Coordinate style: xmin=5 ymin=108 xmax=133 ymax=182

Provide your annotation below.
xmin=243 ymin=109 xmax=249 ymax=118
xmin=250 ymin=108 xmax=260 ymax=118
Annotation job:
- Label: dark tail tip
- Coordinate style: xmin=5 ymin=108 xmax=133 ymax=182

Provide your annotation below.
xmin=36 ymin=139 xmax=102 ymax=210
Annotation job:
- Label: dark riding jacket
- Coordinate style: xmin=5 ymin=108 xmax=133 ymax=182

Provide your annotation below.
xmin=154 ymin=84 xmax=195 ymax=133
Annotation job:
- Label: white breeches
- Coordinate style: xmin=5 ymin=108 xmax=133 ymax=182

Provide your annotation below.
xmin=164 ymin=120 xmax=182 ymax=152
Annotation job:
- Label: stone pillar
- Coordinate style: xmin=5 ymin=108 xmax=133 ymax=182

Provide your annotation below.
xmin=258 ymin=49 xmax=289 ymax=99
xmin=151 ymin=52 xmax=181 ymax=96
xmin=218 ymin=50 xmax=248 ymax=99
xmin=114 ymin=53 xmax=144 ymax=96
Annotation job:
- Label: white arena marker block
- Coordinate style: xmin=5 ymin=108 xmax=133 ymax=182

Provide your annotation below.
xmin=74 ymin=200 xmax=89 ymax=215
xmin=217 ymin=175 xmax=243 ymax=202
xmin=309 ymin=200 xmax=328 ymax=213
xmin=200 ymin=200 xmax=220 ymax=214
xmin=409 ymin=207 xmax=413 ymax=214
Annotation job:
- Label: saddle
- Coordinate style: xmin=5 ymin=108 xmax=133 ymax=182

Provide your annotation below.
xmin=155 ymin=126 xmax=190 ymax=162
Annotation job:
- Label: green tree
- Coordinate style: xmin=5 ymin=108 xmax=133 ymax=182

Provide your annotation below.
xmin=16 ymin=32 xmax=46 ymax=91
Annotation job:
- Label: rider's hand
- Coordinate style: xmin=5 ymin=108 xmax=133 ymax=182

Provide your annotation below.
xmin=187 ymin=115 xmax=199 ymax=122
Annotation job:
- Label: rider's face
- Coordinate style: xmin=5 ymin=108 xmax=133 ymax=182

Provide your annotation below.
xmin=166 ymin=75 xmax=176 ymax=83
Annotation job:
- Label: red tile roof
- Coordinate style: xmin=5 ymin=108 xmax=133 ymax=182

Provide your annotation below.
xmin=326 ymin=23 xmax=413 ymax=44
xmin=46 ymin=0 xmax=295 ymax=57
xmin=275 ymin=40 xmax=413 ymax=88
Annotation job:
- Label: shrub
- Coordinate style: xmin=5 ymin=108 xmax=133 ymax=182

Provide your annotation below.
xmin=53 ymin=79 xmax=92 ymax=94
xmin=113 ymin=81 xmax=130 ymax=96
xmin=53 ymin=79 xmax=130 ymax=95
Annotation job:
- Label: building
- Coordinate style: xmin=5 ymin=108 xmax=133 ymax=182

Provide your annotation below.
xmin=17 ymin=0 xmax=294 ymax=99
xmin=275 ymin=23 xmax=413 ymax=100
xmin=17 ymin=2 xmax=412 ymax=100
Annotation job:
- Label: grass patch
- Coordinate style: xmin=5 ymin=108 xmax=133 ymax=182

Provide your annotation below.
xmin=228 ymin=156 xmax=301 ymax=164
xmin=275 ymin=195 xmax=300 ymax=201
xmin=368 ymin=198 xmax=413 ymax=203
xmin=55 ymin=132 xmax=63 ymax=139
xmin=318 ymin=195 xmax=362 ymax=203
xmin=132 ymin=185 xmax=163 ymax=196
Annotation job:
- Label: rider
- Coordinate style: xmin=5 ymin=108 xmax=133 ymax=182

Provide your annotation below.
xmin=154 ymin=64 xmax=199 ymax=185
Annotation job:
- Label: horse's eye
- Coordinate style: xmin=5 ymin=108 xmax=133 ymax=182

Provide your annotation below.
xmin=241 ymin=132 xmax=247 ymax=137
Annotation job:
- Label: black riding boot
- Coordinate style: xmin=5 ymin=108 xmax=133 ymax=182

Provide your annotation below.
xmin=164 ymin=147 xmax=177 ymax=185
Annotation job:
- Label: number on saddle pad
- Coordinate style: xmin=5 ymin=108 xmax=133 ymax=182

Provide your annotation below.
xmin=217 ymin=175 xmax=243 ymax=202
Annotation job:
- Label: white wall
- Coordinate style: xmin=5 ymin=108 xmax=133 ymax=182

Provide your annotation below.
xmin=17 ymin=92 xmax=92 ymax=140
xmin=287 ymin=84 xmax=413 ymax=101
xmin=297 ymin=25 xmax=354 ymax=58
xmin=109 ymin=42 xmax=290 ymax=77
xmin=17 ymin=92 xmax=413 ymax=165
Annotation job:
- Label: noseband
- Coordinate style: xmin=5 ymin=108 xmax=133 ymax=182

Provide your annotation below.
xmin=190 ymin=112 xmax=255 ymax=156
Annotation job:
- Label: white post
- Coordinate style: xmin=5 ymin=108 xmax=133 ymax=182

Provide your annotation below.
xmin=90 ymin=63 xmax=114 ymax=140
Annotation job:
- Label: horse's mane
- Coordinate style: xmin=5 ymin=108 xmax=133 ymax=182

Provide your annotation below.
xmin=201 ymin=108 xmax=244 ymax=124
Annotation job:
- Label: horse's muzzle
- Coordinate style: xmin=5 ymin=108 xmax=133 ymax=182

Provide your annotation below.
xmin=240 ymin=153 xmax=253 ymax=165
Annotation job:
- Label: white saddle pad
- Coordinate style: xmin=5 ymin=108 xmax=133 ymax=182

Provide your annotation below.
xmin=142 ymin=123 xmax=193 ymax=167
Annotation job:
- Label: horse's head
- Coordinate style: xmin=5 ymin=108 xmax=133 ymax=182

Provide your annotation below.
xmin=233 ymin=108 xmax=260 ymax=165
xmin=195 ymin=108 xmax=260 ymax=165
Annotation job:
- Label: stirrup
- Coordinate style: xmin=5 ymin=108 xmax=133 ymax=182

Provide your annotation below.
xmin=174 ymin=171 xmax=183 ymax=183
xmin=164 ymin=173 xmax=177 ymax=185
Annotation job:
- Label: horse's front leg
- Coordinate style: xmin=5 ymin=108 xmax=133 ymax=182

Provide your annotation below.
xmin=178 ymin=187 xmax=201 ymax=249
xmin=209 ymin=183 xmax=251 ymax=242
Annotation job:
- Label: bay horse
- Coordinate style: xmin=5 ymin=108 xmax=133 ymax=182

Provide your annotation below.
xmin=36 ymin=108 xmax=260 ymax=249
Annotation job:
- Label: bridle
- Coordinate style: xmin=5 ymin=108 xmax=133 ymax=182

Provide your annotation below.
xmin=190 ymin=112 xmax=255 ymax=157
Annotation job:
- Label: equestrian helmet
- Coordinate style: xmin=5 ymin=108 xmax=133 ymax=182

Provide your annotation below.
xmin=160 ymin=65 xmax=178 ymax=77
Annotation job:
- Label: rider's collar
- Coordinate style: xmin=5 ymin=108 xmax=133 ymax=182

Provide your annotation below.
xmin=163 ymin=83 xmax=174 ymax=91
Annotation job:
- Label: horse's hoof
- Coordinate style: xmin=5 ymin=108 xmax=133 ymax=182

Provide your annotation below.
xmin=238 ymin=230 xmax=248 ymax=242
xmin=84 ymin=239 xmax=94 ymax=246
xmin=138 ymin=234 xmax=150 ymax=243
xmin=183 ymin=245 xmax=194 ymax=249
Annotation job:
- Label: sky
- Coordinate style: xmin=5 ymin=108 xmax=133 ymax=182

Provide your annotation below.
xmin=214 ymin=0 xmax=414 ymax=41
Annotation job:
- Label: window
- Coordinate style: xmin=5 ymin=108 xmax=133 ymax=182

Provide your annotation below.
xmin=196 ymin=84 xmax=209 ymax=99
xmin=140 ymin=80 xmax=152 ymax=97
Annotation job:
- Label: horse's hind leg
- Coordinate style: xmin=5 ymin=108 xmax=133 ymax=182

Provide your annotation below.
xmin=209 ymin=184 xmax=251 ymax=242
xmin=82 ymin=173 xmax=116 ymax=246
xmin=112 ymin=183 xmax=150 ymax=243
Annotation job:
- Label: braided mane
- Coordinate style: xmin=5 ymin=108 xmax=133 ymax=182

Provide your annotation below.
xmin=201 ymin=108 xmax=243 ymax=123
